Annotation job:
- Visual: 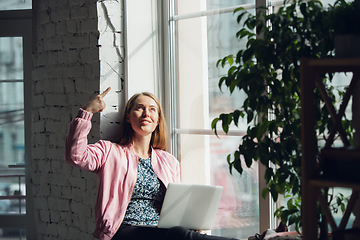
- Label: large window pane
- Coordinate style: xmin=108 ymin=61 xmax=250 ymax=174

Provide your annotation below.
xmin=177 ymin=0 xmax=254 ymax=15
xmin=0 ymin=0 xmax=32 ymax=11
xmin=178 ymin=134 xmax=259 ymax=238
xmin=0 ymin=37 xmax=25 ymax=216
xmin=176 ymin=8 xmax=251 ymax=131
xmin=207 ymin=6 xmax=254 ymax=132
xmin=0 ymin=228 xmax=26 ymax=239
xmin=210 ymin=135 xmax=259 ymax=239
xmin=0 ymin=37 xmax=23 ymax=81
xmin=173 ymin=0 xmax=259 ymax=238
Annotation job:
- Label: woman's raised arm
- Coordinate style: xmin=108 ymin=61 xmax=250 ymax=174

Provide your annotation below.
xmin=64 ymin=87 xmax=112 ymax=171
xmin=83 ymin=87 xmax=111 ymax=113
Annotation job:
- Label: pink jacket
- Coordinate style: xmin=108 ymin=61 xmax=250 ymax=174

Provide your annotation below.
xmin=64 ymin=109 xmax=181 ymax=240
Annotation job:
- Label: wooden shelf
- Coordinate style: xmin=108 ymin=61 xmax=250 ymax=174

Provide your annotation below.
xmin=321 ymin=147 xmax=360 ymax=159
xmin=303 ymin=58 xmax=360 ymax=72
xmin=300 ymin=58 xmax=360 ymax=240
xmin=309 ymin=178 xmax=360 ymax=190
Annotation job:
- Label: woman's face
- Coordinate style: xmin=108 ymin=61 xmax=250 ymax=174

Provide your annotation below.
xmin=127 ymin=95 xmax=160 ymax=138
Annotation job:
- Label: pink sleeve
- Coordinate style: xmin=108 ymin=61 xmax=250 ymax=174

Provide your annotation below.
xmin=64 ymin=108 xmax=109 ymax=172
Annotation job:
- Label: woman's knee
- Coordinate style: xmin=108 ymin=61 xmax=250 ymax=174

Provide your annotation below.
xmin=166 ymin=226 xmax=190 ymax=240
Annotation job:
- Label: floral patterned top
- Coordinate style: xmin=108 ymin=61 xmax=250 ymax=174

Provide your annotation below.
xmin=122 ymin=157 xmax=166 ymax=226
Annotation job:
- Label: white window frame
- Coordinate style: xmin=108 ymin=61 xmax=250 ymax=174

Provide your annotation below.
xmin=124 ymin=0 xmax=163 ymax=100
xmin=166 ymin=0 xmax=272 ymax=232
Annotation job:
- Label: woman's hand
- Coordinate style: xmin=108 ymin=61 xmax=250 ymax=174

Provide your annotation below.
xmin=83 ymin=87 xmax=111 ymax=113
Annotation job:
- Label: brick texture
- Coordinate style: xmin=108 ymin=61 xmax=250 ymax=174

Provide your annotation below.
xmin=32 ymin=0 xmax=124 ymax=239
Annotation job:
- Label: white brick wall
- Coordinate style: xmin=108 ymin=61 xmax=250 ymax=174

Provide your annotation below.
xmin=32 ymin=0 xmax=124 ymax=239
xmin=97 ymin=0 xmax=124 ymax=142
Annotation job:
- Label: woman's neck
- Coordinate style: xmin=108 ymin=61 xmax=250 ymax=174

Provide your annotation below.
xmin=132 ymin=135 xmax=152 ymax=159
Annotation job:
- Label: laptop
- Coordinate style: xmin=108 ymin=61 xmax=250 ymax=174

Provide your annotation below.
xmin=156 ymin=183 xmax=223 ymax=230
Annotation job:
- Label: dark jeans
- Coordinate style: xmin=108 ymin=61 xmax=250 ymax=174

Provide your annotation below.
xmin=111 ymin=224 xmax=238 ymax=240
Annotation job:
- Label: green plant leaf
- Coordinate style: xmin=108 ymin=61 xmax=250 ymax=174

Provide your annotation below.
xmin=227 ymin=154 xmax=233 ymax=175
xmin=265 ymin=167 xmax=274 ymax=183
xmin=262 ymin=187 xmax=270 ymax=199
xmin=236 ymin=28 xmax=251 ymax=39
xmin=233 ymin=153 xmax=243 ymax=174
xmin=233 ymin=110 xmax=241 ymax=127
xmin=228 ymin=56 xmax=234 ymax=66
xmin=247 ymin=110 xmax=254 ymax=124
xmin=220 ymin=114 xmax=230 ymax=133
xmin=211 ymin=118 xmax=219 ymax=135
xmin=243 ymin=47 xmax=255 ymax=62
xmin=216 ymin=58 xmax=222 ymax=68
xmin=244 ymin=154 xmax=253 ymax=168
xmin=218 ymin=76 xmax=227 ymax=91
xmin=234 ymin=7 xmax=245 ymax=14
xmin=270 ymin=184 xmax=279 ymax=202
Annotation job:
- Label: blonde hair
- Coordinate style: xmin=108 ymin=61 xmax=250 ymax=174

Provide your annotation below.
xmin=118 ymin=92 xmax=167 ymax=151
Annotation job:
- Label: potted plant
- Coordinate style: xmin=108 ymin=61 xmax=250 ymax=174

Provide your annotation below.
xmin=212 ymin=0 xmax=351 ymax=238
xmin=329 ymin=0 xmax=360 ymax=57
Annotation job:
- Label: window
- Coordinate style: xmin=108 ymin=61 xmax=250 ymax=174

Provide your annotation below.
xmin=168 ymin=1 xmax=262 ymax=238
xmin=167 ymin=0 xmax=356 ymax=237
xmin=0 ymin=9 xmax=36 ymax=240
xmin=0 ymin=34 xmax=27 ymax=240
xmin=0 ymin=0 xmax=32 ymax=11
xmin=124 ymin=0 xmax=357 ymax=237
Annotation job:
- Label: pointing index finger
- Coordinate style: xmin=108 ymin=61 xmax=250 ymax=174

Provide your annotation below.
xmin=100 ymin=87 xmax=111 ymax=97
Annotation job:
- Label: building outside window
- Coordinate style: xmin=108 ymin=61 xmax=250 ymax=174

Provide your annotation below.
xmin=0 ymin=34 xmax=27 ymax=240
xmin=0 ymin=0 xmax=32 ymax=11
xmin=0 ymin=1 xmax=32 ymax=238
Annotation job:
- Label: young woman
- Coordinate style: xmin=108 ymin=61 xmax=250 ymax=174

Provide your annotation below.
xmin=65 ymin=87 xmax=238 ymax=240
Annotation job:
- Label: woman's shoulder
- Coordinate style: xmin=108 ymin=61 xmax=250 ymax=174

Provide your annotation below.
xmin=110 ymin=142 xmax=137 ymax=156
xmin=95 ymin=141 xmax=136 ymax=164
xmin=153 ymin=149 xmax=178 ymax=162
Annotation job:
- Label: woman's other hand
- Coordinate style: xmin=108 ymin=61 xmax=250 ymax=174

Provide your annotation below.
xmin=83 ymin=87 xmax=111 ymax=113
